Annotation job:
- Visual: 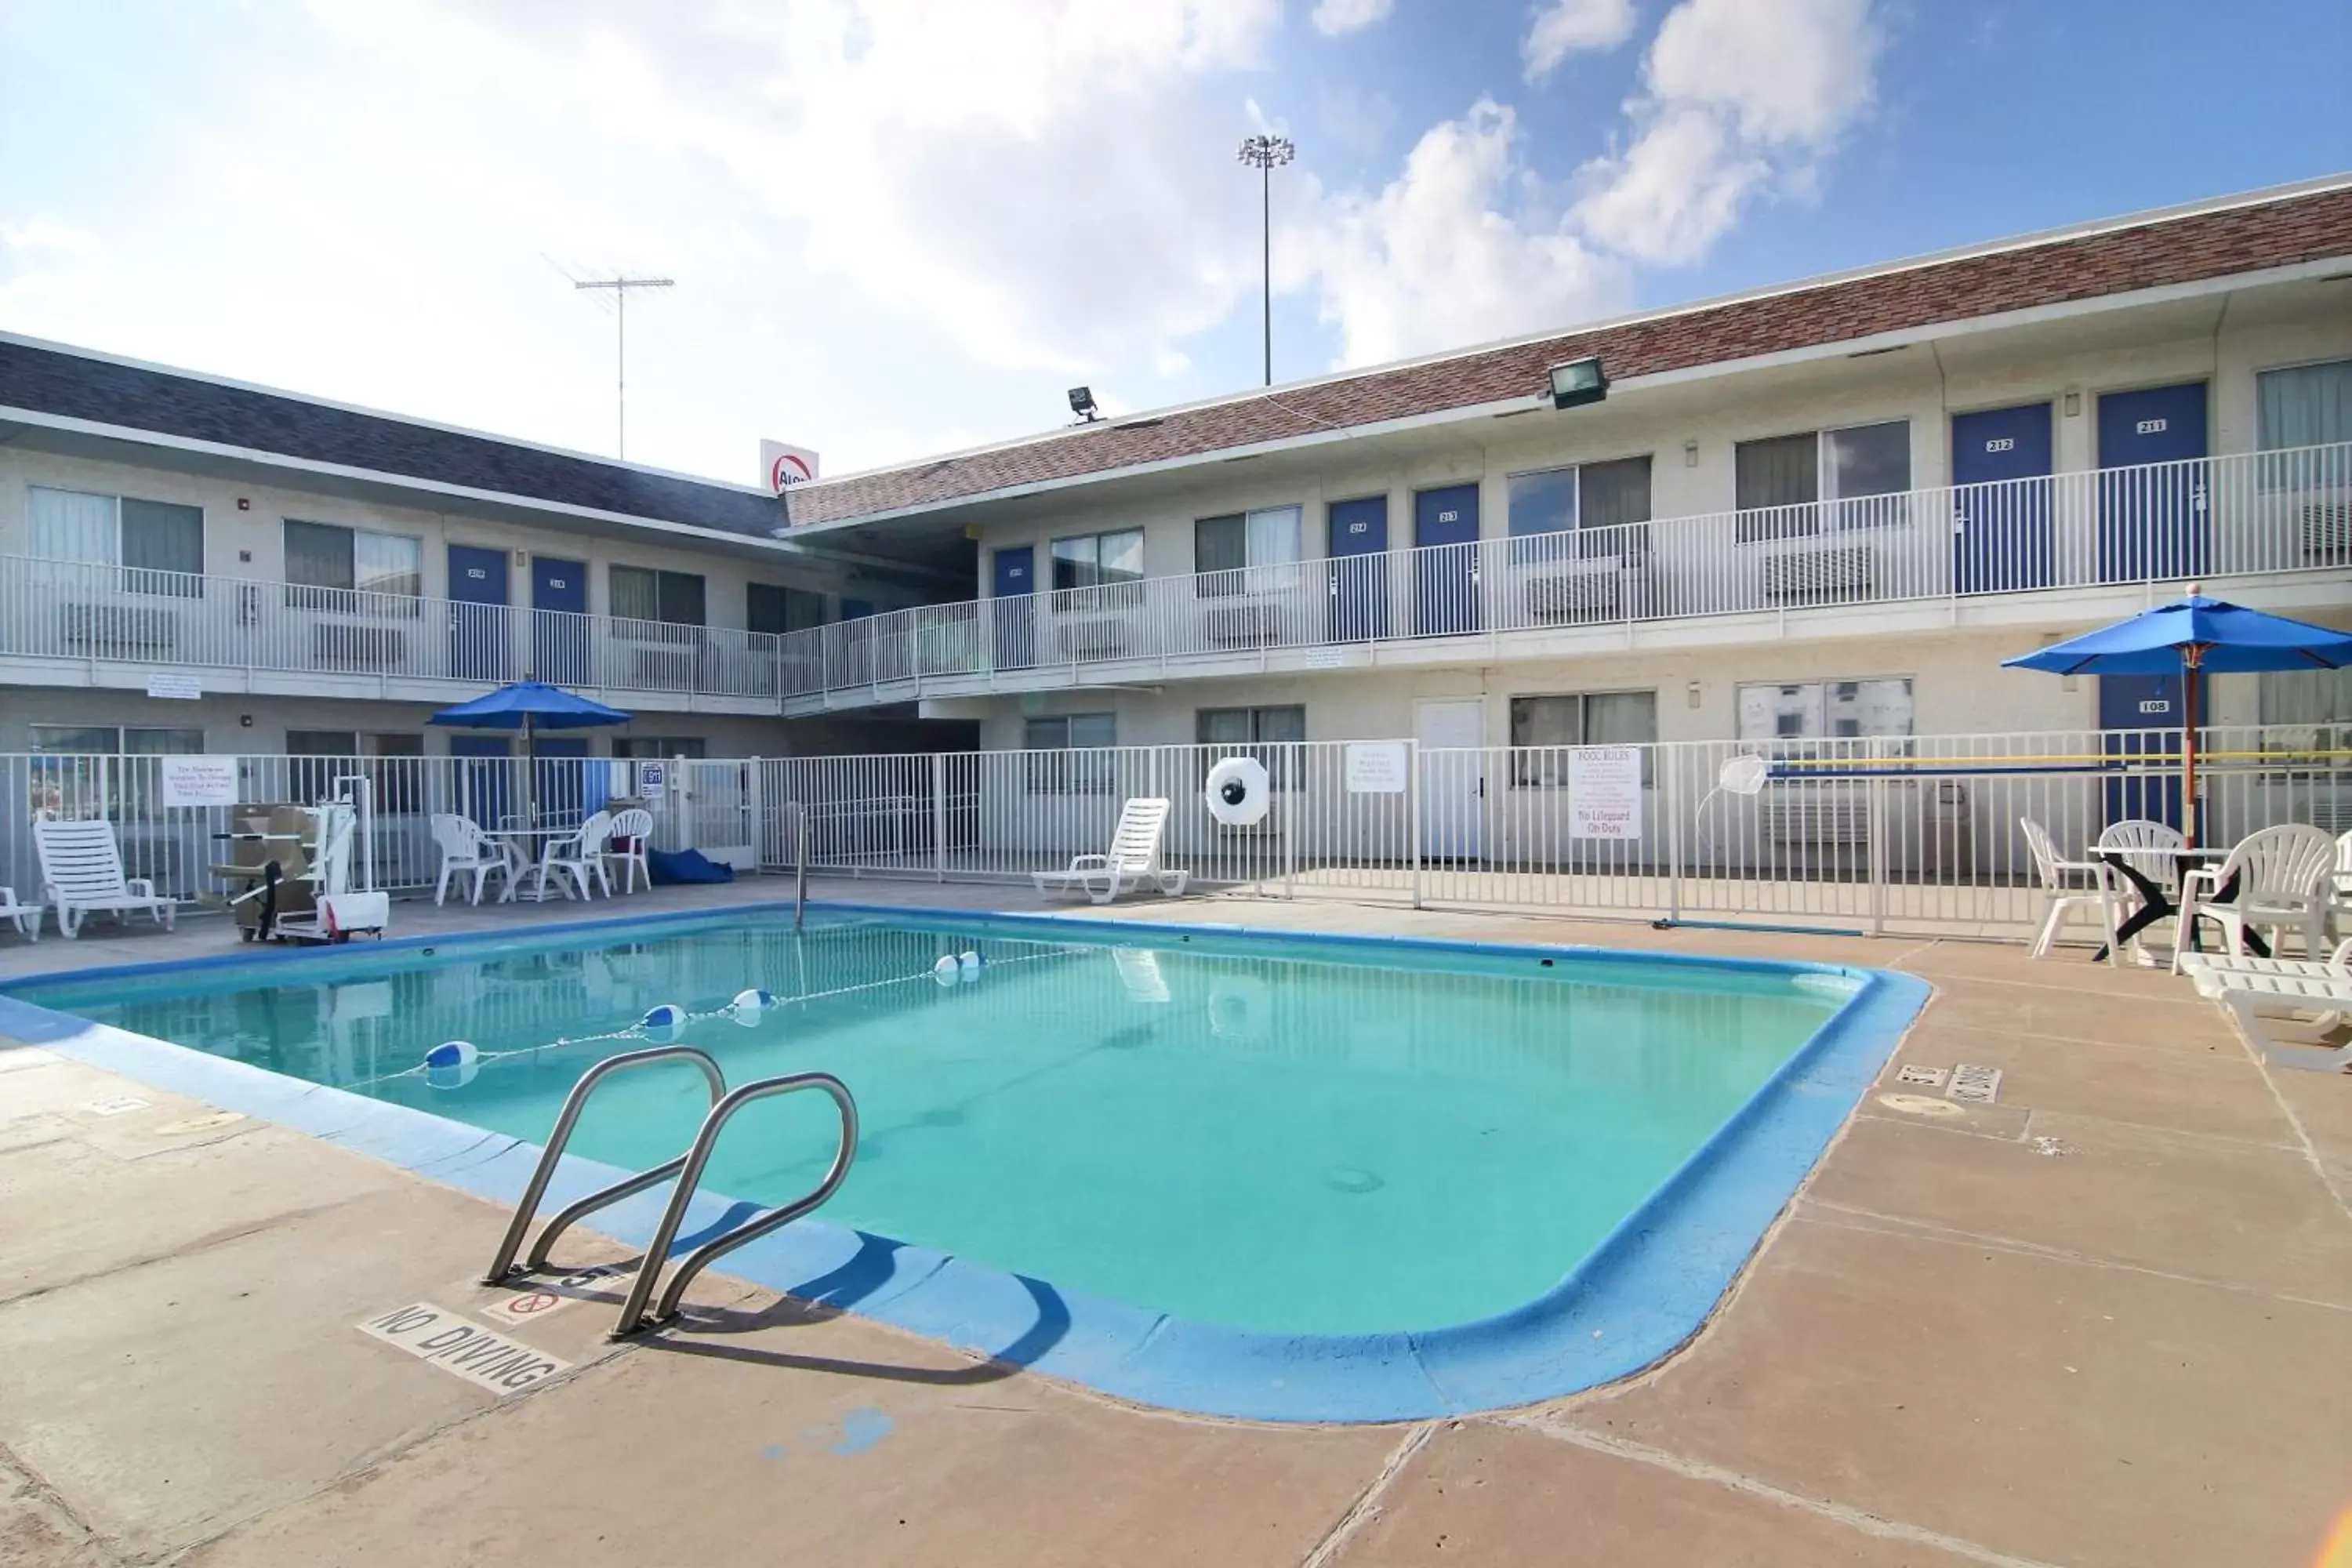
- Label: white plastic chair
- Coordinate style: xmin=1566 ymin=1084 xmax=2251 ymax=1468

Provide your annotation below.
xmin=603 ymin=808 xmax=655 ymax=895
xmin=2176 ymin=823 xmax=2336 ymax=970
xmin=521 ymin=809 xmax=613 ymax=902
xmin=430 ymin=813 xmax=514 ymax=907
xmin=2095 ymin=818 xmax=2185 ymax=893
xmin=1033 ymin=798 xmax=1189 ymax=905
xmin=2328 ymin=827 xmax=2352 ymax=945
xmin=2020 ymin=817 xmax=2120 ymax=960
xmin=34 ymin=818 xmax=175 ymax=938
xmin=0 ymin=886 xmax=43 ymax=942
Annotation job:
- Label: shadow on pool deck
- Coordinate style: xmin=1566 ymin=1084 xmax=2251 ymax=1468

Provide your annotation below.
xmin=2 ymin=878 xmax=2350 ymax=1568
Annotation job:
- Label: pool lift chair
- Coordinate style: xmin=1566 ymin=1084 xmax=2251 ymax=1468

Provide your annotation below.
xmin=216 ymin=779 xmax=390 ymax=943
xmin=483 ymin=1044 xmax=858 ymax=1339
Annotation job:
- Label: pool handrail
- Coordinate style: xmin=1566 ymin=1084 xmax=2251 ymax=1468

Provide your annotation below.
xmin=610 ymin=1070 xmax=858 ymax=1338
xmin=482 ymin=1043 xmax=728 ymax=1285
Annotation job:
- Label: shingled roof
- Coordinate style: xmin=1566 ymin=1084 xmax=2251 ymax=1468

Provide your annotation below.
xmin=784 ymin=180 xmax=2352 ymax=528
xmin=0 ymin=337 xmax=784 ymax=538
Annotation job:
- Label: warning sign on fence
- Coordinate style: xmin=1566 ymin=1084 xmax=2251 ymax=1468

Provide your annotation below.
xmin=1567 ymin=746 xmax=1642 ymax=840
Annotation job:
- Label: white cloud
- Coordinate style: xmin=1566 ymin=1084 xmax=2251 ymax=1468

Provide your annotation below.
xmin=1291 ymin=102 xmax=1631 ymax=367
xmin=1572 ymin=0 xmax=1882 ymax=264
xmin=1310 ymin=0 xmax=1393 ymax=36
xmin=1523 ymin=0 xmax=1639 ymax=80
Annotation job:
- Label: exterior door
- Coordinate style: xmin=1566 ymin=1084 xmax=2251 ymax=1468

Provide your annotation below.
xmin=448 ymin=735 xmax=513 ymax=829
xmin=2097 ymin=382 xmax=2209 ymax=583
xmin=532 ymin=556 xmax=590 ymax=686
xmin=1416 ymin=699 xmax=1484 ymax=861
xmin=1951 ymin=404 xmax=2053 ymax=593
xmin=1414 ymin=485 xmax=1481 ymax=636
xmin=446 ymin=544 xmax=510 ymax=681
xmin=991 ymin=546 xmax=1036 ymax=670
xmin=1326 ymin=496 xmax=1388 ymax=642
xmin=2100 ymin=671 xmax=2203 ymax=830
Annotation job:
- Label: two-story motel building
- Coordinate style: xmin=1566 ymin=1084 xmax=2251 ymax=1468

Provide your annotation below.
xmin=771 ymin=176 xmax=2352 ymax=811
xmin=2 ymin=176 xmax=2347 ymax=817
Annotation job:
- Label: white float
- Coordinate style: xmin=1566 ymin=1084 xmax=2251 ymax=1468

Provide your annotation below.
xmin=640 ymin=1003 xmax=689 ymax=1040
xmin=932 ymin=954 xmax=962 ymax=987
xmin=1203 ymin=755 xmax=1271 ymax=827
xmin=730 ymin=988 xmax=777 ymax=1025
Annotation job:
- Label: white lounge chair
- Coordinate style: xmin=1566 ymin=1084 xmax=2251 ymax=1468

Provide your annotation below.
xmin=1033 ymin=798 xmax=1190 ymax=906
xmin=0 ymin=886 xmax=42 ymax=942
xmin=430 ymin=813 xmax=517 ymax=906
xmin=603 ymin=807 xmax=654 ymax=895
xmin=2180 ymin=937 xmax=2352 ymax=999
xmin=34 ymin=818 xmax=176 ymax=938
xmin=2212 ymin=967 xmax=2352 ymax=1072
xmin=2175 ymin=823 xmax=2336 ymax=970
xmin=2020 ymin=817 xmax=2120 ymax=959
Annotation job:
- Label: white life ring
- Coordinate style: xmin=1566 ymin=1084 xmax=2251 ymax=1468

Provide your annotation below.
xmin=1204 ymin=755 xmax=1271 ymax=827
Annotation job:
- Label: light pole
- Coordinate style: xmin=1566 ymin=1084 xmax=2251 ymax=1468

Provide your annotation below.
xmin=1236 ymin=133 xmax=1294 ymax=388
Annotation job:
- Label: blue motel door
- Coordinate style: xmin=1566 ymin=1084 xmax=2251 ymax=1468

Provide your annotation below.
xmin=1327 ymin=495 xmax=1388 ymax=641
xmin=1413 ymin=485 xmax=1480 ymax=636
xmin=991 ymin=546 xmax=1035 ymax=670
xmin=2100 ymin=670 xmax=2203 ymax=830
xmin=1951 ymin=404 xmax=2053 ymax=593
xmin=532 ymin=556 xmax=590 ymax=686
xmin=447 ymin=544 xmax=510 ymax=681
xmin=2097 ymin=383 xmax=2209 ymax=584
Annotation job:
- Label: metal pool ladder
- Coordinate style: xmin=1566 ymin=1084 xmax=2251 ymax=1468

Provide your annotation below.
xmin=484 ymin=1044 xmax=858 ymax=1339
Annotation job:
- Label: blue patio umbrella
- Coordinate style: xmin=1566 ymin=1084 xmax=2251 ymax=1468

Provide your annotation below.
xmin=2002 ymin=588 xmax=2352 ymax=844
xmin=430 ymin=681 xmax=633 ymax=824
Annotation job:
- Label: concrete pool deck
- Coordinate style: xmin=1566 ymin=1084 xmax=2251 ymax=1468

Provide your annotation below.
xmin=2 ymin=882 xmax=2348 ymax=1567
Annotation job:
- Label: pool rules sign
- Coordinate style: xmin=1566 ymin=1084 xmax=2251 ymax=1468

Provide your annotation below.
xmin=1567 ymin=746 xmax=1642 ymax=840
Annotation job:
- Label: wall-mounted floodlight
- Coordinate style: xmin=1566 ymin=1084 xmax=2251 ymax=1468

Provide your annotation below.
xmin=1069 ymin=386 xmax=1100 ymax=423
xmin=1548 ymin=357 xmax=1608 ymax=410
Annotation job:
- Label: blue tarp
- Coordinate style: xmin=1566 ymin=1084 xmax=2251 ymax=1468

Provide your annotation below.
xmin=648 ymin=848 xmax=735 ymax=885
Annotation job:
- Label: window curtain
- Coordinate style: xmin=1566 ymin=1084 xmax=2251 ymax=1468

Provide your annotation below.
xmin=285 ymin=520 xmax=355 ymax=590
xmin=2257 ymin=360 xmax=2352 ymax=449
xmin=354 ymin=532 xmax=422 ymax=598
xmin=119 ymin=499 xmax=202 ymax=575
xmin=1578 ymin=457 xmax=1653 ymax=528
xmin=1194 ymin=515 xmax=1246 ymax=578
xmin=29 ymin=487 xmax=117 ymax=564
xmin=1245 ymin=506 xmax=1301 ymax=564
xmin=609 ymin=565 xmax=659 ymax=622
xmin=1735 ymin=434 xmax=1818 ymax=542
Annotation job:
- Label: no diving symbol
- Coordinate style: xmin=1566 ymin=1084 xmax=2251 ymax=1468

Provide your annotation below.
xmin=506 ymin=1291 xmax=561 ymax=1317
xmin=478 ymin=1264 xmax=622 ymax=1328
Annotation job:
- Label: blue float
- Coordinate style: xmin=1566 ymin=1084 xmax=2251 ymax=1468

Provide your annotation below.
xmin=640 ymin=1003 xmax=689 ymax=1039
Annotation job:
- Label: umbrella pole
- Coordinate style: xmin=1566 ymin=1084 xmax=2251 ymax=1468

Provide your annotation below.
xmin=524 ymin=712 xmax=536 ymax=828
xmin=2180 ymin=645 xmax=2203 ymax=848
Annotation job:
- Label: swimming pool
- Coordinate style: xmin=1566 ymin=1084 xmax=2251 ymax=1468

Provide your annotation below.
xmin=1 ymin=906 xmax=1926 ymax=1420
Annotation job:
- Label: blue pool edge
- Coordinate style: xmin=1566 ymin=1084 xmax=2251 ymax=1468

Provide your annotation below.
xmin=0 ymin=900 xmax=1931 ymax=1424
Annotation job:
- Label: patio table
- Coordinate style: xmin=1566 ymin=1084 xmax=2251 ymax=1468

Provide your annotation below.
xmin=491 ymin=827 xmax=589 ymax=903
xmin=2090 ymin=845 xmax=2269 ymax=963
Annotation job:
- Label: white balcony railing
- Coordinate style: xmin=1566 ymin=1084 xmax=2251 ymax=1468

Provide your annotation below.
xmin=779 ymin=442 xmax=2352 ymax=704
xmin=3 ymin=444 xmax=2343 ymax=711
xmin=0 ymin=559 xmax=788 ymax=702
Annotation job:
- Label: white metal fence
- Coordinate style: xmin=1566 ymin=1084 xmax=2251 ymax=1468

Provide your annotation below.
xmin=757 ymin=726 xmax=2349 ymax=939
xmin=6 ymin=725 xmax=2344 ymax=942
xmin=776 ymin=443 xmax=2352 ymax=704
xmin=1 ymin=752 xmax=760 ymax=903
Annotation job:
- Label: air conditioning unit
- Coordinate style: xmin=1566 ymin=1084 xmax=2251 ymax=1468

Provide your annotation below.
xmin=2301 ymin=502 xmax=2350 ymax=565
xmin=1759 ymin=786 xmax=1871 ymax=847
xmin=629 ymin=646 xmax=695 ymax=687
xmin=1761 ymin=544 xmax=1873 ymax=604
xmin=1206 ymin=602 xmax=1284 ymax=648
xmin=314 ymin=623 xmax=406 ymax=671
xmin=1055 ymin=615 xmax=1130 ymax=662
xmin=1523 ymin=559 xmax=1623 ymax=625
xmin=58 ymin=602 xmax=179 ymax=656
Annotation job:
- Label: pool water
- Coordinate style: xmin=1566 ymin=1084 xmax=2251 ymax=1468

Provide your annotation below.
xmin=20 ymin=913 xmax=1846 ymax=1336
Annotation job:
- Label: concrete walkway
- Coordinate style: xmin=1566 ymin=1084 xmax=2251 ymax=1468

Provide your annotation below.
xmin=2 ymin=882 xmax=2347 ymax=1567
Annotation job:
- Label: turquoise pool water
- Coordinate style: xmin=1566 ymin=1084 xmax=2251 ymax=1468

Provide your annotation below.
xmin=16 ymin=912 xmax=1846 ymax=1336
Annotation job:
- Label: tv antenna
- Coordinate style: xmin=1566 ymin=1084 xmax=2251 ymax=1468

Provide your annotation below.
xmin=569 ymin=270 xmax=673 ymax=459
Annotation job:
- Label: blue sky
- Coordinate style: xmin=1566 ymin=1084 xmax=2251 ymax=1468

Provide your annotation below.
xmin=2 ymin=1 xmax=2346 ymax=485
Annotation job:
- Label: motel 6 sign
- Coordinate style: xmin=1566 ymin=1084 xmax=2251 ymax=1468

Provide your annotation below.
xmin=762 ymin=440 xmax=820 ymax=494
